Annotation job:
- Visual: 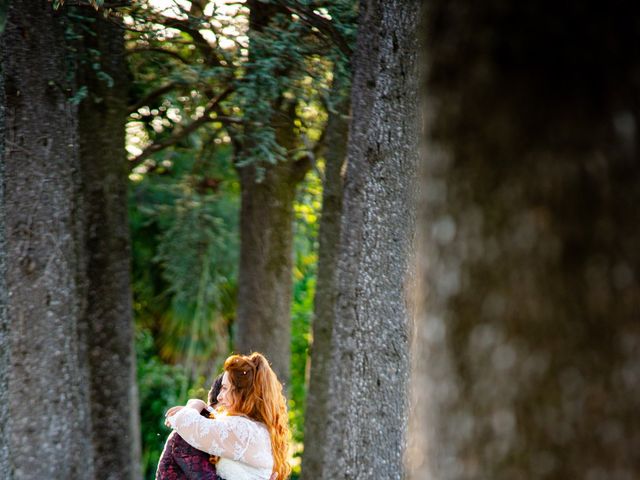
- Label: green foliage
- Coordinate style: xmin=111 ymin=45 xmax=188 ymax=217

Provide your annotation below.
xmin=289 ymin=167 xmax=322 ymax=474
xmin=62 ymin=9 xmax=117 ymax=104
xmin=132 ymin=142 xmax=239 ymax=477
xmin=68 ymin=85 xmax=89 ymax=105
xmin=235 ymin=13 xmax=311 ymax=169
xmin=0 ymin=0 xmax=7 ymax=35
xmin=53 ymin=0 xmax=104 ymax=9
xmin=136 ymin=326 xmax=188 ymax=479
xmin=130 ymin=142 xmax=238 ymax=374
xmin=289 ymin=273 xmax=315 ymax=476
xmin=137 ymin=326 xmax=213 ymax=479
xmin=124 ymin=0 xmax=355 ymax=172
xmin=132 ymin=150 xmax=323 ymax=478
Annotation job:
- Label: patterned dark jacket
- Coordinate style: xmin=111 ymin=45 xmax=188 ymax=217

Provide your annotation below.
xmin=156 ymin=409 xmax=223 ymax=480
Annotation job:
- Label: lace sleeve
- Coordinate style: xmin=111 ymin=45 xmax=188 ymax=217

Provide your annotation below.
xmin=168 ymin=408 xmax=272 ymax=470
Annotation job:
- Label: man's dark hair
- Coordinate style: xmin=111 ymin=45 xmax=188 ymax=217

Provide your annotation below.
xmin=207 ymin=373 xmax=224 ymax=407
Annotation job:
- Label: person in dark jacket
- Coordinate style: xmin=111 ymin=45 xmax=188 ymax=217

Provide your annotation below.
xmin=156 ymin=375 xmax=224 ymax=480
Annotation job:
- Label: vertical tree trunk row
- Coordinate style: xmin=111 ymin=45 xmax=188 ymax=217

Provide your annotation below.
xmin=300 ymin=75 xmax=350 ymax=480
xmin=2 ymin=1 xmax=95 ymax=478
xmin=77 ymin=10 xmax=141 ymax=480
xmin=322 ymin=1 xmax=420 ymax=478
xmin=1 ymin=4 xmax=140 ymax=478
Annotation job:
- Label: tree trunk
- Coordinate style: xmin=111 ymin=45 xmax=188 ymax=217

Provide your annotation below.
xmin=300 ymin=77 xmax=350 ymax=480
xmin=321 ymin=1 xmax=420 ymax=478
xmin=77 ymin=10 xmax=141 ymax=480
xmin=236 ymin=159 xmax=308 ymax=386
xmin=410 ymin=2 xmax=640 ymax=478
xmin=1 ymin=2 xmax=95 ymax=478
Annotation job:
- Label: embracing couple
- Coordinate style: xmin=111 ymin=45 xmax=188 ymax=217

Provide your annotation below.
xmin=157 ymin=352 xmax=289 ymax=480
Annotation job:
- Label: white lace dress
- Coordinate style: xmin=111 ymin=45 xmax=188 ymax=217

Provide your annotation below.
xmin=168 ymin=407 xmax=274 ymax=480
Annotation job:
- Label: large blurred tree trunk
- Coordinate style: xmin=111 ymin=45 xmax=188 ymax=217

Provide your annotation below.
xmin=77 ymin=9 xmax=141 ymax=480
xmin=234 ymin=0 xmax=309 ymax=385
xmin=410 ymin=2 xmax=640 ymax=478
xmin=321 ymin=1 xmax=419 ymax=478
xmin=300 ymin=76 xmax=350 ymax=480
xmin=1 ymin=1 xmax=95 ymax=478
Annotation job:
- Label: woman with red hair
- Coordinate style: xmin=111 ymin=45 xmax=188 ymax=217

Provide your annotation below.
xmin=165 ymin=352 xmax=290 ymax=480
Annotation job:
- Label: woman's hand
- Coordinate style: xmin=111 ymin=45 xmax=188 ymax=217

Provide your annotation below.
xmin=164 ymin=406 xmax=184 ymax=427
xmin=164 ymin=399 xmax=205 ymax=427
xmin=186 ymin=398 xmax=207 ymax=411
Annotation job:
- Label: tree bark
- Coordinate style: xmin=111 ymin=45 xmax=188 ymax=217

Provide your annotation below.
xmin=300 ymin=76 xmax=350 ymax=480
xmin=77 ymin=10 xmax=141 ymax=480
xmin=321 ymin=1 xmax=420 ymax=478
xmin=1 ymin=1 xmax=95 ymax=478
xmin=0 ymin=26 xmax=9 ymax=475
xmin=236 ymin=158 xmax=307 ymax=386
xmin=410 ymin=2 xmax=640 ymax=478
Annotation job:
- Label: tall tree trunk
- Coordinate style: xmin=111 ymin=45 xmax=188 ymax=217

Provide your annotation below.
xmin=410 ymin=2 xmax=640 ymax=478
xmin=300 ymin=77 xmax=350 ymax=480
xmin=234 ymin=0 xmax=309 ymax=385
xmin=1 ymin=2 xmax=95 ymax=478
xmin=77 ymin=9 xmax=141 ymax=480
xmin=322 ymin=1 xmax=419 ymax=478
xmin=236 ymin=158 xmax=308 ymax=385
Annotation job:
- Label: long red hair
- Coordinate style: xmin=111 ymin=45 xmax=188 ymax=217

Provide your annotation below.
xmin=223 ymin=352 xmax=291 ymax=480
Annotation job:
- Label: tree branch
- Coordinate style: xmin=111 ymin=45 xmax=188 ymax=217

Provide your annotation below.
xmin=129 ymin=86 xmax=234 ymax=168
xmin=128 ymin=82 xmax=182 ymax=115
xmin=209 ymin=116 xmax=244 ymax=125
xmin=274 ymin=1 xmax=352 ymax=57
xmin=127 ymin=46 xmax=191 ymax=65
xmin=141 ymin=12 xmax=223 ymax=68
